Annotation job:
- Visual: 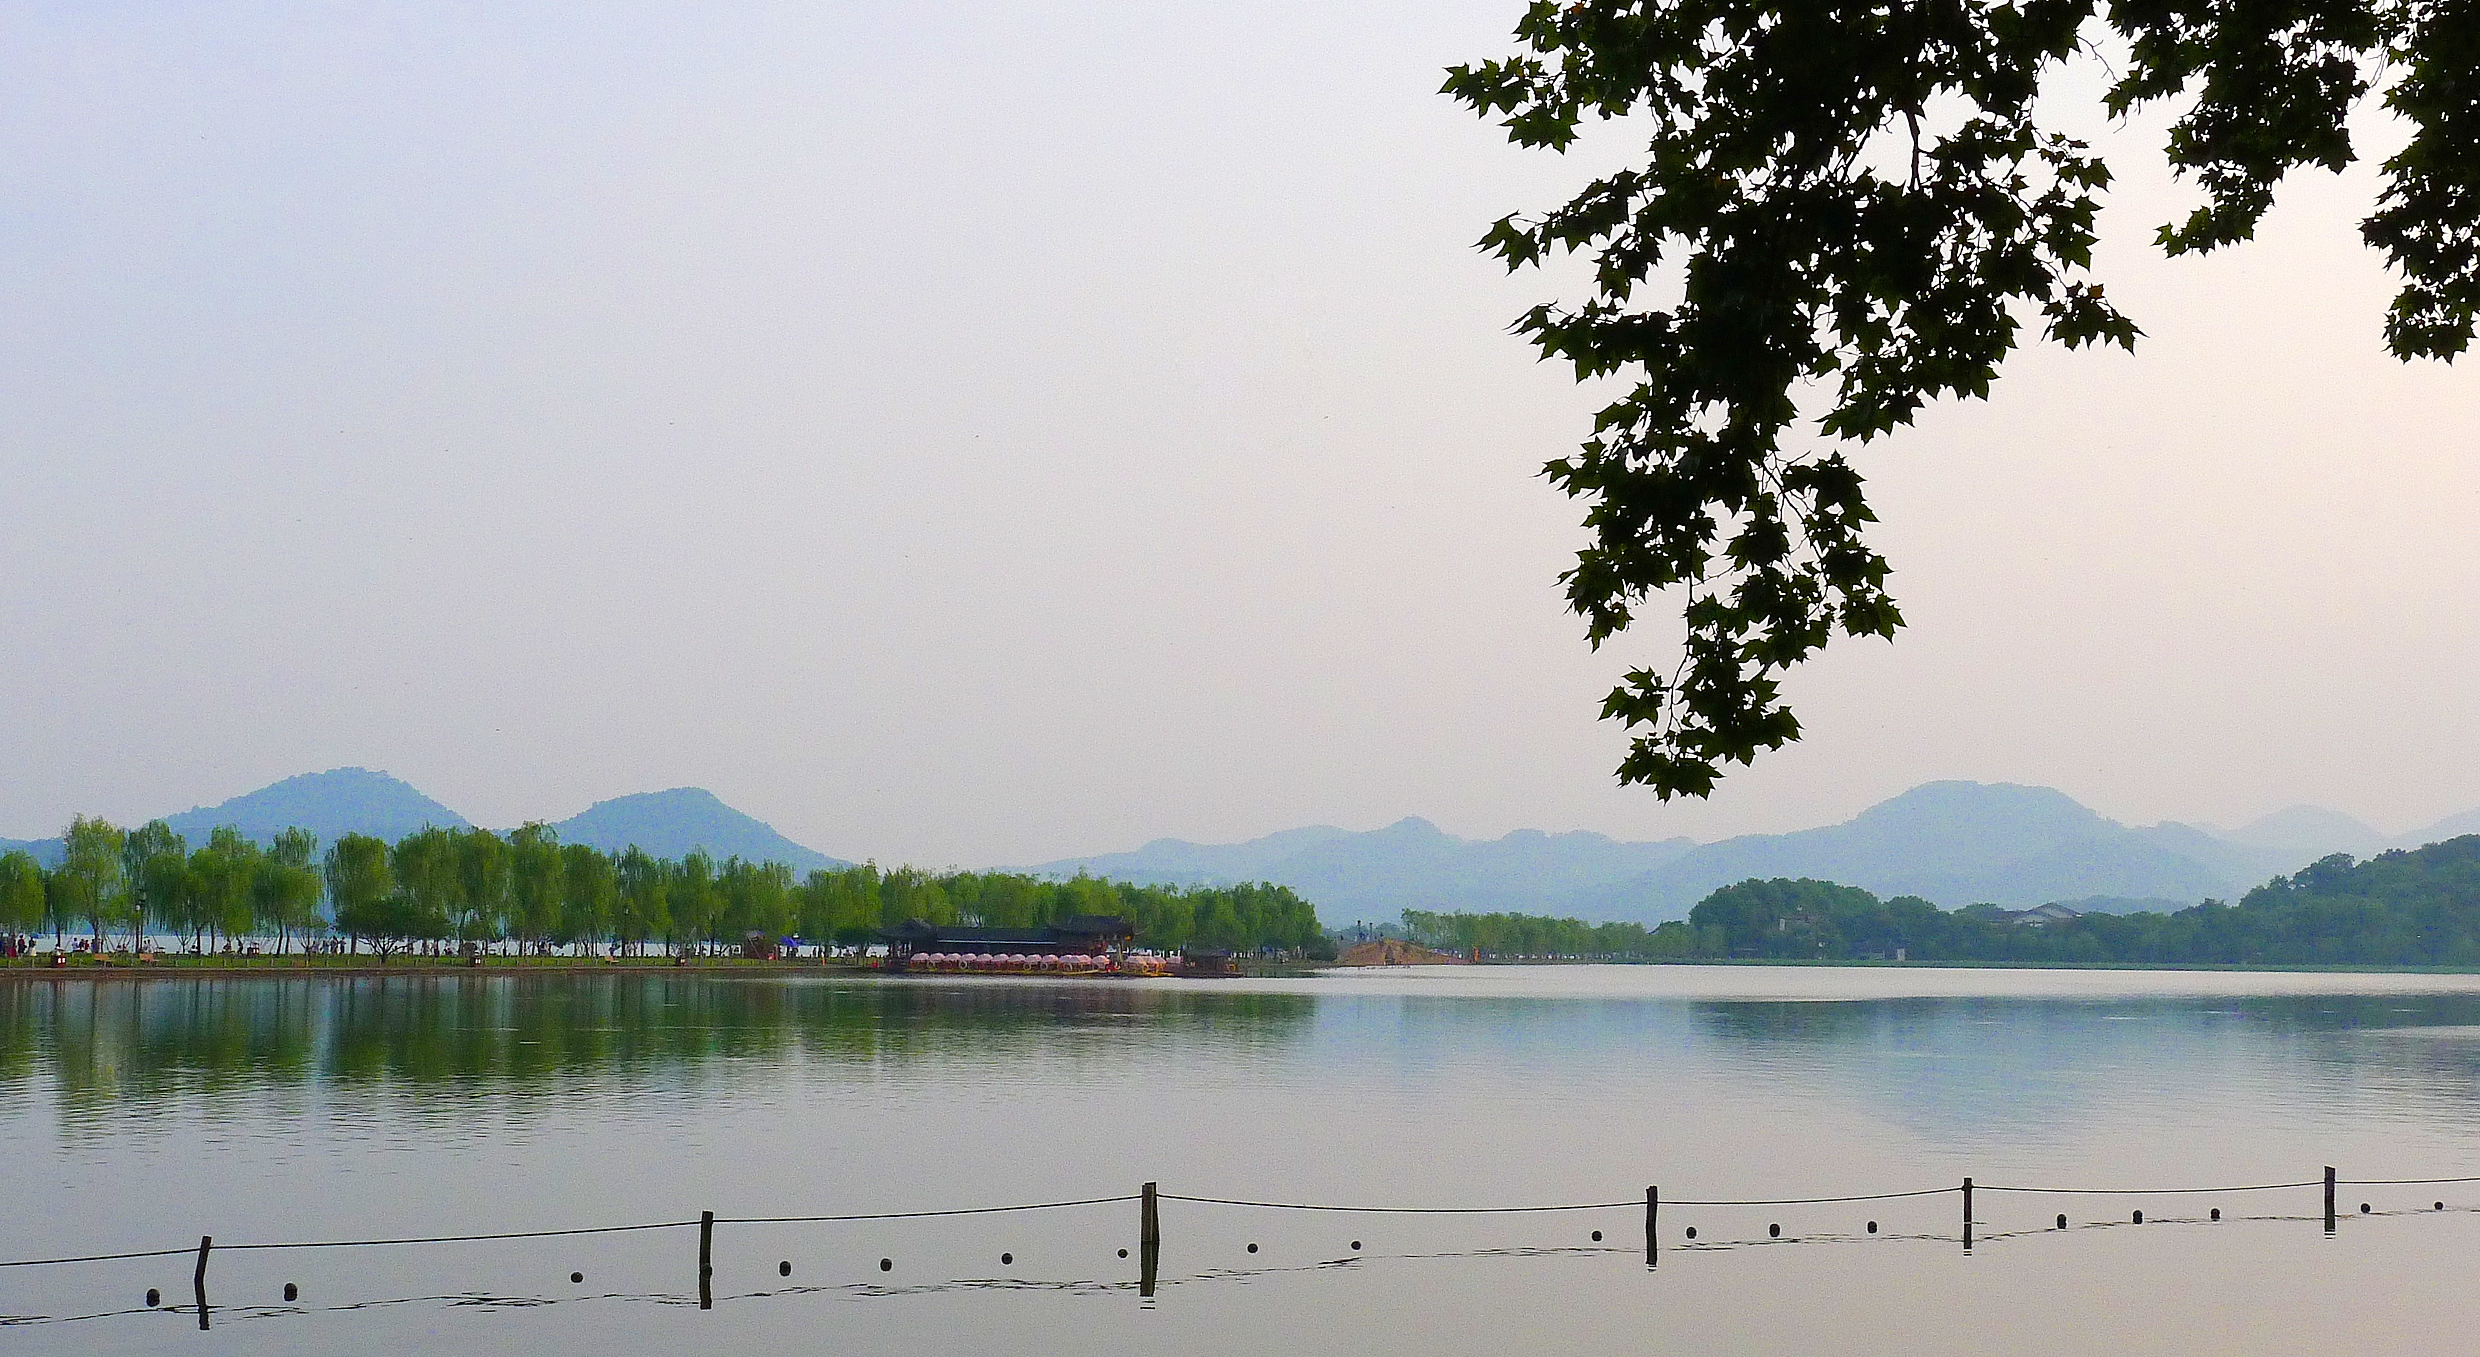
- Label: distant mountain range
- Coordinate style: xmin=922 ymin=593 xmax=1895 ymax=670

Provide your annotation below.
xmin=1032 ymin=781 xmax=2480 ymax=925
xmin=1033 ymin=819 xmax=1697 ymax=922
xmin=6 ymin=771 xmax=2475 ymax=926
xmin=0 ymin=768 xmax=848 ymax=872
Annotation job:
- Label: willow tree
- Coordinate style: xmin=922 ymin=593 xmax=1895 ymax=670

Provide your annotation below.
xmin=1447 ymin=0 xmax=2480 ymax=797
xmin=123 ymin=820 xmax=187 ymax=951
xmin=324 ymin=833 xmax=394 ymax=956
xmin=390 ymin=827 xmax=460 ymax=949
xmin=190 ymin=827 xmax=262 ymax=951
xmin=57 ymin=815 xmax=126 ymax=949
xmin=717 ymin=858 xmax=794 ymax=950
xmin=256 ymin=827 xmax=324 ymax=953
xmin=614 ymin=846 xmax=670 ymax=956
xmin=0 ymin=850 xmax=43 ymax=939
xmin=668 ymin=851 xmax=717 ymax=957
xmin=557 ymin=843 xmax=616 ymax=956
xmin=507 ymin=823 xmax=564 ymax=952
xmin=452 ymin=827 xmax=510 ymax=946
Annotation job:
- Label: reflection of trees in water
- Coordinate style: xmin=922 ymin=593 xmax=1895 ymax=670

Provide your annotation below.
xmin=1683 ymin=991 xmax=2480 ymax=1136
xmin=8 ymin=978 xmax=1315 ymax=1117
xmin=0 ymin=984 xmax=39 ymax=1089
xmin=2235 ymin=994 xmax=2480 ymax=1109
xmin=1687 ymin=999 xmax=1896 ymax=1046
xmin=1689 ymin=993 xmax=2480 ymax=1049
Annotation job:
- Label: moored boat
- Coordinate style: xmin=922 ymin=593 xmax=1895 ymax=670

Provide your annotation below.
xmin=878 ymin=915 xmax=1183 ymax=976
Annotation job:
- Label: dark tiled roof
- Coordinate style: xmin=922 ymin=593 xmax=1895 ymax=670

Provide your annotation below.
xmin=884 ymin=916 xmax=1134 ymax=945
xmin=884 ymin=922 xmax=1053 ymax=945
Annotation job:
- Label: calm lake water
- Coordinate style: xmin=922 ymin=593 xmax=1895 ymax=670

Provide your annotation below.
xmin=11 ymin=965 xmax=2480 ymax=1355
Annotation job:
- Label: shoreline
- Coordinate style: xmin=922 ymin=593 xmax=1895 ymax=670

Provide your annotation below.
xmin=0 ymin=958 xmax=841 ymax=981
xmin=0 ymin=957 xmax=1332 ymax=982
xmin=8 ymin=956 xmax=2480 ymax=980
xmin=1452 ymin=956 xmax=2480 ymax=974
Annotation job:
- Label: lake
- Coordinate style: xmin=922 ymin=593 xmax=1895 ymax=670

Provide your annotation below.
xmin=9 ymin=964 xmax=2480 ymax=1355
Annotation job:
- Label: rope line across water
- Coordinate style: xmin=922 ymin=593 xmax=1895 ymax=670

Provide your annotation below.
xmin=218 ymin=1220 xmax=702 ymax=1251
xmin=1977 ymin=1181 xmax=2322 ymax=1196
xmin=718 ymin=1195 xmax=1139 ymax=1224
xmin=0 ymin=1198 xmax=1139 ymax=1270
xmin=1160 ymin=1195 xmax=1638 ymax=1214
xmin=1 ymin=1173 xmax=2468 ymax=1272
xmin=0 ymin=1247 xmax=195 ymax=1270
xmin=1161 ymin=1185 xmax=1958 ymax=1213
xmin=1666 ymin=1187 xmax=1958 ymax=1206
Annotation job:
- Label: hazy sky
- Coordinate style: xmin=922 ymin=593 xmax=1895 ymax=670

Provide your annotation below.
xmin=3 ymin=1 xmax=2474 ymax=865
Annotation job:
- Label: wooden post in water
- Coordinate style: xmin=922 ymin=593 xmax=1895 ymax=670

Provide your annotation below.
xmin=1139 ymin=1182 xmax=1161 ymax=1298
xmin=699 ymin=1210 xmax=715 ymax=1309
xmin=193 ymin=1235 xmax=212 ymax=1331
xmin=1961 ymin=1179 xmax=1973 ymax=1252
xmin=1645 ymin=1186 xmax=1658 ymax=1268
xmin=2325 ymin=1166 xmax=2337 ymax=1235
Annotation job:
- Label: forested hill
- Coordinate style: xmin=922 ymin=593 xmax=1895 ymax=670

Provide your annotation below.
xmin=2218 ymin=837 xmax=2480 ymax=965
xmin=1669 ymin=837 xmax=2480 ymax=967
xmin=1401 ymin=837 xmax=2480 ymax=967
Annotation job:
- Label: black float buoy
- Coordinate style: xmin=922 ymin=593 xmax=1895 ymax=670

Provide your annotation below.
xmin=146 ymin=1288 xmax=161 ymax=1308
xmin=879 ymin=1258 xmax=892 ymax=1272
xmin=2361 ymin=1203 xmax=2372 ymax=1214
xmin=1590 ymin=1230 xmax=1603 ymax=1242
xmin=2055 ymin=1214 xmax=2068 ymax=1229
xmin=282 ymin=1282 xmax=298 ymax=1302
xmin=2133 ymin=1210 xmax=2144 ymax=1224
xmin=779 ymin=1260 xmax=792 ymax=1276
xmin=1350 ymin=1241 xmax=1361 ymax=1251
xmin=570 ymin=1272 xmax=584 ymax=1284
xmin=1866 ymin=1221 xmax=1878 ymax=1234
xmin=2210 ymin=1208 xmax=2221 ymax=1221
xmin=1768 ymin=1223 xmax=1780 ymax=1238
xmin=1684 ymin=1227 xmax=1697 ymax=1240
xmin=1117 ymin=1248 xmax=1129 ymax=1259
xmin=1000 ymin=1253 xmax=1012 ymax=1266
xmin=1246 ymin=1243 xmax=1259 ymax=1254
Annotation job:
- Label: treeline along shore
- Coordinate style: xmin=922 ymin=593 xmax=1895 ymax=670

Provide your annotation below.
xmin=8 ymin=815 xmax=2477 ymax=973
xmin=0 ymin=816 xmax=1326 ymax=960
xmin=1405 ymin=835 xmax=2480 ymax=968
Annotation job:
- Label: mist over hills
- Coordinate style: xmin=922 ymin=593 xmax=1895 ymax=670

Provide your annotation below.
xmin=1034 ymin=818 xmax=1698 ymax=922
xmin=165 ymin=768 xmax=473 ymax=843
xmin=0 ymin=769 xmax=848 ymax=872
xmin=1579 ymin=782 xmax=2227 ymax=920
xmin=1033 ymin=781 xmax=2480 ymax=925
xmin=7 ymin=770 xmax=2476 ymax=927
xmin=549 ymin=788 xmax=845 ymax=871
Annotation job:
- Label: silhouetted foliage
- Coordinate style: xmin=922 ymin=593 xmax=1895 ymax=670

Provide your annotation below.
xmin=1447 ymin=1 xmax=2480 ymax=797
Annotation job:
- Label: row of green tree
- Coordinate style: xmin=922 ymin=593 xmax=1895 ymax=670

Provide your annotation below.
xmin=1399 ymin=837 xmax=2480 ymax=968
xmin=1399 ymin=910 xmax=1667 ymax=959
xmin=0 ymin=818 xmax=323 ymax=953
xmin=0 ymin=818 xmax=1328 ymax=957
